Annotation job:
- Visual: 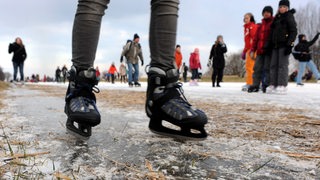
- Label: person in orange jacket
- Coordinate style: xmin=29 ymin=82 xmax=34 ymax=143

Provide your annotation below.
xmin=108 ymin=62 xmax=118 ymax=84
xmin=175 ymin=44 xmax=182 ymax=73
xmin=242 ymin=12 xmax=257 ymax=91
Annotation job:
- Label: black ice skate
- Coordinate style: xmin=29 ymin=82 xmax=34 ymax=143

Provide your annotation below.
xmin=134 ymin=82 xmax=141 ymax=87
xmin=146 ymin=67 xmax=208 ymax=140
xmin=65 ymin=66 xmax=101 ymax=138
xmin=247 ymin=86 xmax=259 ymax=93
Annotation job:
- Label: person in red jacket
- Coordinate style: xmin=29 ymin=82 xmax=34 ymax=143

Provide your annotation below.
xmin=175 ymin=44 xmax=183 ymax=72
xmin=108 ymin=62 xmax=118 ymax=84
xmin=242 ymin=13 xmax=258 ymax=91
xmin=189 ymin=48 xmax=201 ymax=85
xmin=248 ymin=6 xmax=274 ymax=93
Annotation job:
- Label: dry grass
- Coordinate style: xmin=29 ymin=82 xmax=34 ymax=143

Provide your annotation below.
xmin=0 ymin=82 xmax=9 ymax=109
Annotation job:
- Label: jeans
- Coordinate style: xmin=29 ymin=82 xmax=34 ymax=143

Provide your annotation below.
xmin=296 ymin=60 xmax=320 ymax=84
xmin=191 ymin=69 xmax=198 ymax=80
xmin=127 ymin=63 xmax=139 ymax=83
xmin=13 ymin=62 xmax=24 ymax=81
xmin=72 ymin=0 xmax=178 ymax=72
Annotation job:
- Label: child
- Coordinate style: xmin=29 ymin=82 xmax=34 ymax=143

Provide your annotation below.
xmin=189 ymin=48 xmax=202 ymax=86
xmin=108 ymin=62 xmax=118 ymax=84
xmin=248 ymin=6 xmax=274 ymax=93
xmin=242 ymin=13 xmax=257 ymax=91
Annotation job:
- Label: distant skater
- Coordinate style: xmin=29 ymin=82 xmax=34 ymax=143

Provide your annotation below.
xmin=8 ymin=37 xmax=27 ymax=83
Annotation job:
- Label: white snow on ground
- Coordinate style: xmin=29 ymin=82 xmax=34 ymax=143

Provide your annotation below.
xmin=41 ymin=81 xmax=320 ymax=110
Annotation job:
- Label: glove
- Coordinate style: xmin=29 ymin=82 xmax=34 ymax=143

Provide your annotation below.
xmin=250 ymin=51 xmax=255 ymax=60
xmin=284 ymin=45 xmax=293 ymax=55
xmin=241 ymin=51 xmax=246 ymax=60
xmin=141 ymin=60 xmax=144 ymax=66
xmin=120 ymin=56 xmax=123 ymax=63
xmin=207 ymin=59 xmax=212 ymax=67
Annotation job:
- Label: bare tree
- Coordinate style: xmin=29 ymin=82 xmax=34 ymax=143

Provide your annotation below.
xmin=0 ymin=67 xmax=5 ymax=81
xmin=295 ymin=2 xmax=320 ymax=68
xmin=224 ymin=52 xmax=245 ymax=77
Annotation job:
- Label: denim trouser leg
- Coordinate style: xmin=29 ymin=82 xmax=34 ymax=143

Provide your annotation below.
xmin=18 ymin=62 xmax=24 ymax=81
xmin=149 ymin=0 xmax=179 ymax=71
xmin=133 ymin=63 xmax=139 ymax=82
xmin=297 ymin=62 xmax=307 ymax=84
xmin=72 ymin=0 xmax=110 ymax=69
xmin=127 ymin=63 xmax=133 ymax=83
xmin=307 ymin=60 xmax=320 ymax=79
xmin=13 ymin=62 xmax=18 ymax=81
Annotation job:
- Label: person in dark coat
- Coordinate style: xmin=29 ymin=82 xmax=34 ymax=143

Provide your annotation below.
xmin=8 ymin=37 xmax=27 ymax=82
xmin=293 ymin=33 xmax=320 ymax=85
xmin=266 ymin=0 xmax=297 ymax=94
xmin=208 ymin=35 xmax=227 ymax=87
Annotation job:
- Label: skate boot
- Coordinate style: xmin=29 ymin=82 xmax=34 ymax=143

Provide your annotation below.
xmin=129 ymin=82 xmax=133 ymax=87
xmin=146 ymin=67 xmax=208 ymax=140
xmin=65 ymin=66 xmax=101 ymax=138
xmin=134 ymin=82 xmax=141 ymax=87
xmin=247 ymin=86 xmax=259 ymax=93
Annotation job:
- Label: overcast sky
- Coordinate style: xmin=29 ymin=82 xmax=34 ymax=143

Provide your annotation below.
xmin=0 ymin=0 xmax=319 ymax=78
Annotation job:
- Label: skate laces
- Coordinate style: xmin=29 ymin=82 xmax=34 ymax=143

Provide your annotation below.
xmin=168 ymin=82 xmax=191 ymax=106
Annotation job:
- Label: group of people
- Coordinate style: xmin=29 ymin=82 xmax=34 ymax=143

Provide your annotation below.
xmin=55 ymin=65 xmax=68 ymax=83
xmin=241 ymin=0 xmax=320 ymax=94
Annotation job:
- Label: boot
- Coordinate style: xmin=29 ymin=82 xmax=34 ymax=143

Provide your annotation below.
xmin=146 ymin=67 xmax=208 ymax=140
xmin=65 ymin=66 xmax=101 ymax=138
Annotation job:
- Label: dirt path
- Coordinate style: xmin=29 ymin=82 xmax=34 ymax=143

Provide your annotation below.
xmin=0 ymin=83 xmax=319 ymax=179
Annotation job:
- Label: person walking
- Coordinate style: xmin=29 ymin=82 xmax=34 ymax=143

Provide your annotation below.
xmin=189 ymin=48 xmax=202 ymax=86
xmin=293 ymin=33 xmax=320 ymax=85
xmin=8 ymin=37 xmax=27 ymax=83
xmin=121 ymin=34 xmax=144 ymax=87
xmin=119 ymin=63 xmax=127 ymax=83
xmin=55 ymin=66 xmax=61 ymax=83
xmin=181 ymin=62 xmax=188 ymax=83
xmin=62 ymin=65 xmax=68 ymax=83
xmin=64 ymin=0 xmax=208 ymax=139
xmin=248 ymin=6 xmax=274 ymax=93
xmin=241 ymin=13 xmax=257 ymax=91
xmin=266 ymin=0 xmax=297 ymax=94
xmin=208 ymin=35 xmax=227 ymax=87
xmin=108 ymin=62 xmax=117 ymax=84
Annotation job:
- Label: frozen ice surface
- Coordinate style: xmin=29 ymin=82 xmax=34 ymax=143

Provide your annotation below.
xmin=0 ymin=81 xmax=319 ymax=179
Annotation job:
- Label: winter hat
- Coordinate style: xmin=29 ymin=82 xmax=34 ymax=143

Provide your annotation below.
xmin=279 ymin=0 xmax=290 ymax=8
xmin=133 ymin=33 xmax=140 ymax=40
xmin=298 ymin=34 xmax=305 ymax=42
xmin=262 ymin=6 xmax=273 ymax=16
xmin=176 ymin=44 xmax=181 ymax=48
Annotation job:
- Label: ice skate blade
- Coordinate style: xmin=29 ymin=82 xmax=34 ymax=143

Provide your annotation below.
xmin=149 ymin=125 xmax=207 ymax=141
xmin=66 ymin=120 xmax=92 ymax=139
xmin=66 ymin=128 xmax=90 ymax=140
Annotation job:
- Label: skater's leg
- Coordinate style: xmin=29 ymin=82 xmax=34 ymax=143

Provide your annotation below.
xmin=127 ymin=63 xmax=133 ymax=84
xmin=13 ymin=62 xmax=18 ymax=81
xmin=296 ymin=62 xmax=307 ymax=84
xmin=65 ymin=0 xmax=110 ymax=138
xmin=19 ymin=62 xmax=24 ymax=81
xmin=277 ymin=48 xmax=289 ymax=87
xmin=146 ymin=0 xmax=207 ymax=140
xmin=264 ymin=55 xmax=271 ymax=86
xmin=252 ymin=55 xmax=263 ymax=87
xmin=72 ymin=0 xmax=109 ymax=69
xmin=133 ymin=63 xmax=139 ymax=83
xmin=306 ymin=60 xmax=320 ymax=79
